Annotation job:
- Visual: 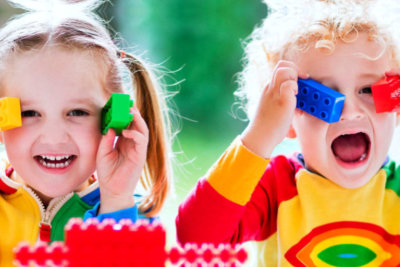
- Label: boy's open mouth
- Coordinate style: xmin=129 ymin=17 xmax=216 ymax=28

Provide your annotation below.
xmin=34 ymin=155 xmax=76 ymax=169
xmin=331 ymin=132 xmax=370 ymax=163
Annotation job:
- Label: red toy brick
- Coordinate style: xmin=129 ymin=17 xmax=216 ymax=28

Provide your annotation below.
xmin=14 ymin=219 xmax=247 ymax=267
xmin=371 ymin=75 xmax=400 ymax=113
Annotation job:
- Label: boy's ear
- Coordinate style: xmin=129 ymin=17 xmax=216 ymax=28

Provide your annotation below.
xmin=286 ymin=124 xmax=297 ymax=138
xmin=396 ymin=111 xmax=400 ymax=127
xmin=0 ymin=133 xmax=4 ymax=144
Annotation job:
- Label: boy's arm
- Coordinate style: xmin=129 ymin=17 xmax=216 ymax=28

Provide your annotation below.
xmin=176 ymin=137 xmax=273 ymax=244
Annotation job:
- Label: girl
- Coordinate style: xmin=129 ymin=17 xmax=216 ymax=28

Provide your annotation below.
xmin=0 ymin=0 xmax=172 ymax=266
xmin=176 ymin=0 xmax=400 ymax=265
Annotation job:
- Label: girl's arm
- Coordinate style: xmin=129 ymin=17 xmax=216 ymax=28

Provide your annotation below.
xmin=95 ymin=106 xmax=149 ymax=215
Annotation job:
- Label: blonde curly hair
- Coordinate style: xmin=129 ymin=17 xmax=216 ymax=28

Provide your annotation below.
xmin=236 ymin=0 xmax=400 ymax=119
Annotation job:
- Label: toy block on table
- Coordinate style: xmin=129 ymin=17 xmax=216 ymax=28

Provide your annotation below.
xmin=0 ymin=97 xmax=21 ymax=131
xmin=101 ymin=93 xmax=134 ymax=135
xmin=297 ymin=78 xmax=345 ymax=123
xmin=14 ymin=218 xmax=248 ymax=267
xmin=371 ymin=75 xmax=400 ymax=113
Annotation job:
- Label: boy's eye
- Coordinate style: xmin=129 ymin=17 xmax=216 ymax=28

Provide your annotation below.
xmin=21 ymin=110 xmax=40 ymax=117
xmin=68 ymin=109 xmax=89 ymax=116
xmin=359 ymin=87 xmax=372 ymax=94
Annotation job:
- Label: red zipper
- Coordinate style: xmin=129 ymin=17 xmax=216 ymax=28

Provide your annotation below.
xmin=39 ymin=223 xmax=51 ymax=242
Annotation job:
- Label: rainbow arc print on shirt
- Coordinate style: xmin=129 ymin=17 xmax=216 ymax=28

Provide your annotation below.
xmin=285 ymin=221 xmax=400 ymax=266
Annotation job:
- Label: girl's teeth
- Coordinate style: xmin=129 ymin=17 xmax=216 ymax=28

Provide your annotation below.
xmin=38 ymin=156 xmax=73 ymax=169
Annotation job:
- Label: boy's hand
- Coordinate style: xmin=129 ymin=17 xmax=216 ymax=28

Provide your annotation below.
xmin=96 ymin=106 xmax=149 ymax=214
xmin=241 ymin=60 xmax=308 ymax=158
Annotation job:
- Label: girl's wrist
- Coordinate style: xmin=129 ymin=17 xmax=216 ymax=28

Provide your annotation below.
xmin=99 ymin=194 xmax=136 ymax=214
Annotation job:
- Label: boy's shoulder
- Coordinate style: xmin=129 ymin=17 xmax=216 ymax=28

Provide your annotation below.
xmin=263 ymin=153 xmax=304 ymax=179
xmin=258 ymin=153 xmax=304 ymax=203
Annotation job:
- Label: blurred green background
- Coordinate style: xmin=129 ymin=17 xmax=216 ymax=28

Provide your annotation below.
xmin=102 ymin=0 xmax=268 ymax=245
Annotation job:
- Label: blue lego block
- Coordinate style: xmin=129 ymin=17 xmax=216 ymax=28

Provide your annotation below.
xmin=296 ymin=78 xmax=345 ymax=123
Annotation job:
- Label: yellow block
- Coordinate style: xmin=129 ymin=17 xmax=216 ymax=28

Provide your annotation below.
xmin=0 ymin=97 xmax=21 ymax=131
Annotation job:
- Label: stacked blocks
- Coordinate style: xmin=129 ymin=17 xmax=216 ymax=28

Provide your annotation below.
xmin=297 ymin=78 xmax=345 ymax=123
xmin=14 ymin=218 xmax=248 ymax=267
xmin=101 ymin=93 xmax=134 ymax=135
xmin=371 ymin=75 xmax=400 ymax=113
xmin=0 ymin=97 xmax=22 ymax=131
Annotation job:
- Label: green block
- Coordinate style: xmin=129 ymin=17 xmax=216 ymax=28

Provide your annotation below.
xmin=101 ymin=93 xmax=134 ymax=135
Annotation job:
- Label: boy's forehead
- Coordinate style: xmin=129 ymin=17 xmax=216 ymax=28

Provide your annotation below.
xmin=289 ymin=33 xmax=390 ymax=67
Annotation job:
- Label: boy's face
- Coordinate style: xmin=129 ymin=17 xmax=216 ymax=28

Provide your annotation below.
xmin=291 ymin=33 xmax=399 ymax=188
xmin=1 ymin=46 xmax=108 ymax=203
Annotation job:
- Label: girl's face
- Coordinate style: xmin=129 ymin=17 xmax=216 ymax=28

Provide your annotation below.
xmin=1 ymin=46 xmax=109 ymax=203
xmin=291 ymin=33 xmax=399 ymax=188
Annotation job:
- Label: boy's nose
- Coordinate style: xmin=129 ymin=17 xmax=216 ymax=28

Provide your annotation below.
xmin=339 ymin=98 xmax=364 ymax=121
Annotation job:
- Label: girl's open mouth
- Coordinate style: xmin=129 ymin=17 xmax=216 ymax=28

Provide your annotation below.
xmin=34 ymin=155 xmax=76 ymax=169
xmin=331 ymin=132 xmax=370 ymax=165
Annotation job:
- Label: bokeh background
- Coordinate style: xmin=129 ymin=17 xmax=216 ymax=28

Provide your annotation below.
xmin=0 ymin=1 xmax=301 ymax=266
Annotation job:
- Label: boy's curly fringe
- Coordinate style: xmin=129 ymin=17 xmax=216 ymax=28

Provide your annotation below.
xmin=236 ymin=0 xmax=400 ymax=119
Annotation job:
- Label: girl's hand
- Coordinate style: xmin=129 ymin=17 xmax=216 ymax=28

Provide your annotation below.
xmin=241 ymin=60 xmax=308 ymax=158
xmin=96 ymin=106 xmax=149 ymax=214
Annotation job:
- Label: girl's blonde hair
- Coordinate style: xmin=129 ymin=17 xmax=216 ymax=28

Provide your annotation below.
xmin=0 ymin=0 xmax=172 ymax=217
xmin=237 ymin=0 xmax=400 ymax=119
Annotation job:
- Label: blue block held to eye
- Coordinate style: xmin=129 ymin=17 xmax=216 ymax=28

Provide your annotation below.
xmin=296 ymin=78 xmax=345 ymax=123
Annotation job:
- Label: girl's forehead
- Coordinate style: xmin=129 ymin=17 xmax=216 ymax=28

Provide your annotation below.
xmin=1 ymin=46 xmax=109 ymax=96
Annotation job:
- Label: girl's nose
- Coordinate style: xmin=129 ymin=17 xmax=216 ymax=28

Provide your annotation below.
xmin=38 ymin=119 xmax=70 ymax=144
xmin=339 ymin=97 xmax=364 ymax=122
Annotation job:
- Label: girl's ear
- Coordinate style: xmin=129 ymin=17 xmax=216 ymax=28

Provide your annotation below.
xmin=0 ymin=133 xmax=4 ymax=144
xmin=396 ymin=111 xmax=400 ymax=126
xmin=286 ymin=124 xmax=297 ymax=138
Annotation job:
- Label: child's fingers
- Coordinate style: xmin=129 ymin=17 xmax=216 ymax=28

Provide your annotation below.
xmin=298 ymin=71 xmax=309 ymax=79
xmin=97 ymin=128 xmax=116 ymax=158
xmin=271 ymin=67 xmax=298 ymax=96
xmin=271 ymin=61 xmax=309 ymax=86
xmin=121 ymin=129 xmax=148 ymax=146
xmin=280 ymin=80 xmax=299 ymax=98
xmin=128 ymin=107 xmax=149 ymax=137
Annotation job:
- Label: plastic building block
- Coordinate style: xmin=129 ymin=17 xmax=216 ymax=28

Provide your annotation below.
xmin=101 ymin=93 xmax=134 ymax=135
xmin=0 ymin=97 xmax=22 ymax=131
xmin=371 ymin=75 xmax=400 ymax=113
xmin=168 ymin=243 xmax=247 ymax=266
xmin=14 ymin=218 xmax=248 ymax=267
xmin=297 ymin=78 xmax=345 ymax=123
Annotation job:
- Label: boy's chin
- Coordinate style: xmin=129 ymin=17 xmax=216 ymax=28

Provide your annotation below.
xmin=327 ymin=163 xmax=378 ymax=189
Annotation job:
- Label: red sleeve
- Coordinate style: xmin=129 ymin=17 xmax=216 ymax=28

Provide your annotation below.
xmin=176 ymin=155 xmax=300 ymax=245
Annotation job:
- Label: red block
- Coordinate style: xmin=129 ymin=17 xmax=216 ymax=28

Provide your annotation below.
xmin=14 ymin=219 xmax=247 ymax=267
xmin=372 ymin=75 xmax=400 ymax=113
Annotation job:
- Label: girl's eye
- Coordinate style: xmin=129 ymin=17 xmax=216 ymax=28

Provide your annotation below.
xmin=68 ymin=110 xmax=89 ymax=116
xmin=21 ymin=110 xmax=40 ymax=117
xmin=359 ymin=87 xmax=372 ymax=94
